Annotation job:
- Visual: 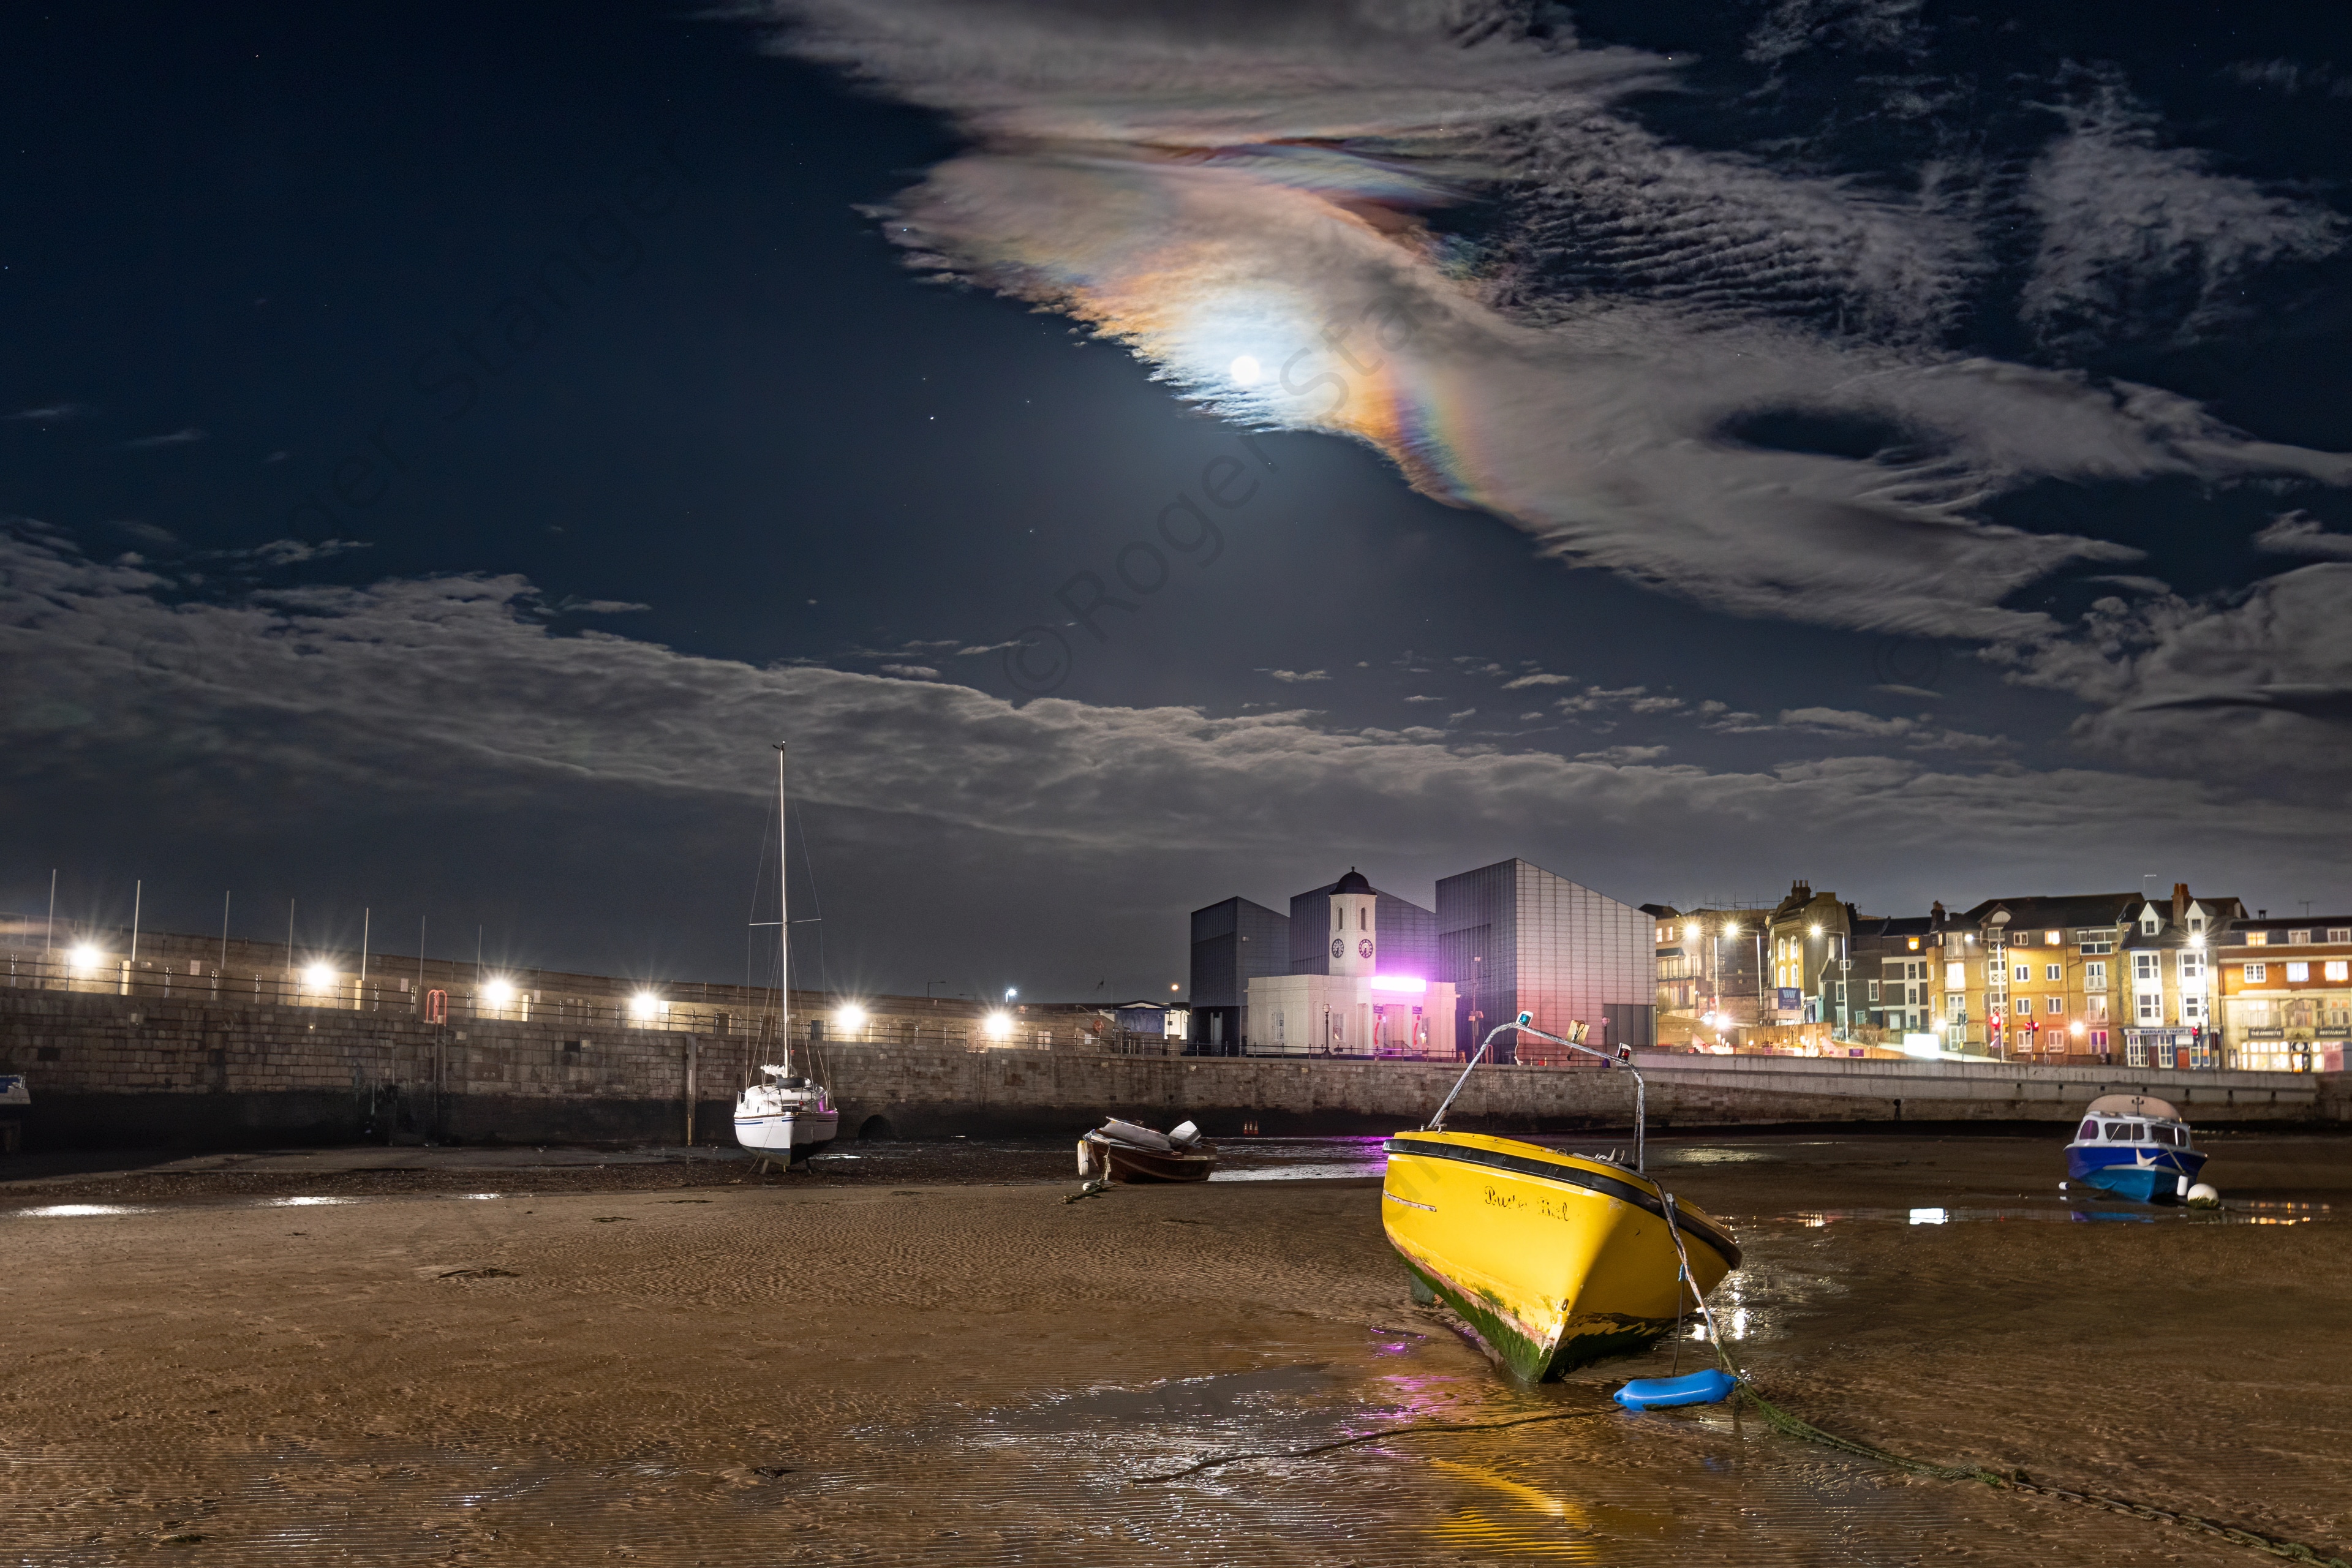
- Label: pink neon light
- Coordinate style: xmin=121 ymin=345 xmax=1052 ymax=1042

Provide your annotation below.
xmin=1370 ymin=974 xmax=1427 ymax=993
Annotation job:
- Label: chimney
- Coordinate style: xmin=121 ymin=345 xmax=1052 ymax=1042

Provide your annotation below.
xmin=2173 ymin=883 xmax=2190 ymax=921
xmin=1790 ymin=879 xmax=1811 ymax=903
xmin=1930 ymin=900 xmax=1945 ymax=924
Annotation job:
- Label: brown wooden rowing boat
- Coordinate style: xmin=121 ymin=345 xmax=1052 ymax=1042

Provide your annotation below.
xmin=1076 ymin=1117 xmax=1218 ymax=1183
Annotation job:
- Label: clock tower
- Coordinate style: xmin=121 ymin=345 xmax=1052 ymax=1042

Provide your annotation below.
xmin=1330 ymin=868 xmax=1378 ymax=978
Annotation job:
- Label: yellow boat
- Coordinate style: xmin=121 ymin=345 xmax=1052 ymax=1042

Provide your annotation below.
xmin=1382 ymin=1017 xmax=1741 ymax=1382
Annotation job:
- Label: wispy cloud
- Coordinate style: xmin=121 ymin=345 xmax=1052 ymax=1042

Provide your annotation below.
xmin=761 ymin=1 xmax=2351 ymax=652
xmin=4 ymin=527 xmax=2343 ymax=903
xmin=2253 ymin=510 xmax=2352 ymax=560
xmin=2022 ymin=69 xmax=2346 ymax=350
xmin=1262 ymin=668 xmax=1330 ymax=683
xmin=122 ymin=427 xmax=206 ymax=448
xmin=5 ymin=403 xmax=91 ymax=423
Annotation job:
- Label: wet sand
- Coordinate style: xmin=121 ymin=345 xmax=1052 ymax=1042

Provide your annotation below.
xmin=3 ymin=1133 xmax=2347 ymax=1565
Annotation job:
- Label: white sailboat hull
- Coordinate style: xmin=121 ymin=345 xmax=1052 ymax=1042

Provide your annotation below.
xmin=733 ymin=1107 xmax=839 ymax=1157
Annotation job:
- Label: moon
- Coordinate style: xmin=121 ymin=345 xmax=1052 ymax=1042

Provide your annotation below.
xmin=1229 ymin=355 xmax=1261 ymax=386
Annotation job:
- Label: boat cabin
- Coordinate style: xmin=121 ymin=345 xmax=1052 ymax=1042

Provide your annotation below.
xmin=2068 ymin=1093 xmax=2192 ymax=1149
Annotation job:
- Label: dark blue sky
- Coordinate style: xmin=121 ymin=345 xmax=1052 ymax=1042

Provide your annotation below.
xmin=6 ymin=1 xmax=2349 ymax=997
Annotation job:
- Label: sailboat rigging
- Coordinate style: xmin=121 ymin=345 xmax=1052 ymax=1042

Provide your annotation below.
xmin=733 ymin=742 xmax=840 ymax=1166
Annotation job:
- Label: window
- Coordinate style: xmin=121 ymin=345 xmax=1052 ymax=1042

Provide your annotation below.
xmin=2078 ymin=932 xmax=2113 ymax=954
xmin=2085 ymin=961 xmax=2106 ymax=990
xmin=2086 ymin=997 xmax=2108 ymax=1019
xmin=2289 ymin=929 xmax=2311 ymax=944
xmin=2078 ymin=1119 xmax=2098 ymax=1140
xmin=2046 ymin=997 xmax=2064 ymax=1016
xmin=2045 ymin=930 xmax=2062 ymax=946
xmin=1948 ymin=995 xmax=1966 ymax=1020
xmin=2329 ymin=928 xmax=2351 ymax=943
xmin=1868 ymin=981 xmax=1880 ymax=1003
xmin=2014 ymin=963 xmax=2032 ymax=982
xmin=2046 ymin=964 xmax=2062 ymax=981
xmin=2105 ymin=1122 xmax=2132 ymax=1140
xmin=2244 ymin=962 xmax=2267 ymax=982
xmin=1946 ymin=962 xmax=1965 ymax=989
xmin=1906 ymin=937 xmax=1920 ymax=951
xmin=2134 ymin=953 xmax=2159 ymax=982
xmin=2090 ymin=1028 xmax=2109 ymax=1050
xmin=2141 ymin=910 xmax=2161 ymax=935
xmin=2137 ymin=992 xmax=2161 ymax=1021
xmin=2181 ymin=993 xmax=2204 ymax=1022
xmin=2245 ymin=930 xmax=2269 ymax=946
xmin=2287 ymin=963 xmax=2310 ymax=983
xmin=2179 ymin=951 xmax=2206 ymax=982
xmin=2125 ymin=1038 xmax=2149 ymax=1067
xmin=2188 ymin=916 xmax=2204 ymax=934
xmin=2016 ymin=997 xmax=2033 ymax=1016
xmin=2328 ymin=961 xmax=2350 ymax=982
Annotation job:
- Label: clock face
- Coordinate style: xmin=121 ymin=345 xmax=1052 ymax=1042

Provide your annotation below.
xmin=1359 ymin=938 xmax=1374 ymax=959
xmin=1330 ymin=938 xmax=1344 ymax=959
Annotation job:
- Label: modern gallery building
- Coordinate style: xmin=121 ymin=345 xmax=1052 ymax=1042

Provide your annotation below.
xmin=1188 ymin=858 xmax=1655 ymax=1058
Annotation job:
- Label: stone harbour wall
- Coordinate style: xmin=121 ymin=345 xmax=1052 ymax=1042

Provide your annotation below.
xmin=0 ymin=990 xmax=2343 ymax=1152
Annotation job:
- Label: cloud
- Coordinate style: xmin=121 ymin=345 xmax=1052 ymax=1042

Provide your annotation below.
xmin=552 ymin=597 xmax=653 ymax=615
xmin=5 ymin=404 xmax=91 ymax=422
xmin=1401 ymin=693 xmax=1446 ymax=703
xmin=1745 ymin=0 xmax=1928 ymax=68
xmin=760 ymin=1 xmax=2352 ymax=652
xmin=4 ymin=529 xmax=2345 ymax=918
xmin=1577 ymin=744 xmax=1670 ymax=765
xmin=1262 ymin=668 xmax=1330 ymax=682
xmin=2252 ymin=511 xmax=2352 ymax=560
xmin=208 ymin=538 xmax=375 ymax=567
xmin=1999 ymin=565 xmax=2352 ymax=772
xmin=122 ymin=428 xmax=206 ymax=448
xmin=1501 ymin=671 xmax=1577 ymax=689
xmin=880 ymin=663 xmax=942 ymax=679
xmin=2022 ymin=70 xmax=2347 ymax=350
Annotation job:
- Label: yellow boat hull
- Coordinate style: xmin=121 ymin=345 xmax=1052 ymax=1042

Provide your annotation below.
xmin=1381 ymin=1131 xmax=1740 ymax=1382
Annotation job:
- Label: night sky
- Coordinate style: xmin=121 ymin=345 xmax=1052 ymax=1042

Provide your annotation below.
xmin=6 ymin=1 xmax=2350 ymax=1001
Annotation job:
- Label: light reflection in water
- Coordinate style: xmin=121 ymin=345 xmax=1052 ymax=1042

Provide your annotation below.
xmin=10 ymin=1203 xmax=156 ymax=1218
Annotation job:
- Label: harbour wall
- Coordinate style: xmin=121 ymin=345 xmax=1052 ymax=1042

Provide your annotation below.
xmin=0 ymin=991 xmax=2343 ymax=1152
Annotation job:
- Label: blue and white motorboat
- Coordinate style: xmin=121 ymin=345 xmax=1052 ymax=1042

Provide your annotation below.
xmin=2065 ymin=1094 xmax=2207 ymax=1204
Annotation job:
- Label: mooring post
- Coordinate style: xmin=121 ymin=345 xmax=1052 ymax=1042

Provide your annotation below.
xmin=684 ymin=1035 xmax=697 ymax=1146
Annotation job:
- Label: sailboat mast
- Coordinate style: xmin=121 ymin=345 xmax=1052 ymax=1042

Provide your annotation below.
xmin=775 ymin=741 xmax=791 ymax=1072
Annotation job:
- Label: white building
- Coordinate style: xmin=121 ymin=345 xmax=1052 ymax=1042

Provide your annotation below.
xmin=1246 ymin=870 xmax=1457 ymax=1057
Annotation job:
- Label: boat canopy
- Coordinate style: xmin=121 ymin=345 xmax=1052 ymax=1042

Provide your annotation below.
xmin=2084 ymin=1093 xmax=2181 ymax=1121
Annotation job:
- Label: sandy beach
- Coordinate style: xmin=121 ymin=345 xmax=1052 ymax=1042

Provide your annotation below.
xmin=4 ymin=1133 xmax=2347 ymax=1566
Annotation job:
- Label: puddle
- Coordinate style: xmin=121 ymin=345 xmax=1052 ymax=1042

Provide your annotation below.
xmin=9 ymin=1202 xmax=159 ymax=1218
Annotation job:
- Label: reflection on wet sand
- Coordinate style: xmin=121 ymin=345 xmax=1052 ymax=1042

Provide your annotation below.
xmin=1 ymin=1133 xmax=2345 ymax=1564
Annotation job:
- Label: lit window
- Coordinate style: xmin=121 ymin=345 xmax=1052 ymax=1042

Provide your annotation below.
xmin=2245 ymin=963 xmax=2267 ymax=982
xmin=2286 ymin=963 xmax=2310 ymax=983
xmin=1907 ymin=937 xmax=1920 ymax=951
xmin=2328 ymin=961 xmax=2350 ymax=982
xmin=2044 ymin=930 xmax=2062 ymax=945
xmin=2245 ymin=930 xmax=2269 ymax=946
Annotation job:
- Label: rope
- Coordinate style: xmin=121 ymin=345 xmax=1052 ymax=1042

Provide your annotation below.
xmin=1133 ymin=1408 xmax=1609 ymax=1483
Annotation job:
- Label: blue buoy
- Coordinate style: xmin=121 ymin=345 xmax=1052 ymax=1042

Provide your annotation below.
xmin=1615 ymin=1368 xmax=1738 ymax=1410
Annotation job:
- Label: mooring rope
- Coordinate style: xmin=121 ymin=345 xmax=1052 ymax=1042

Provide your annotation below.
xmin=1132 ymin=1408 xmax=1610 ymax=1484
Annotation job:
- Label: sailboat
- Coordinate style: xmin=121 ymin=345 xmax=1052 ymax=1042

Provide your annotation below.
xmin=1382 ymin=1014 xmax=1741 ymax=1382
xmin=733 ymin=742 xmax=840 ymax=1166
